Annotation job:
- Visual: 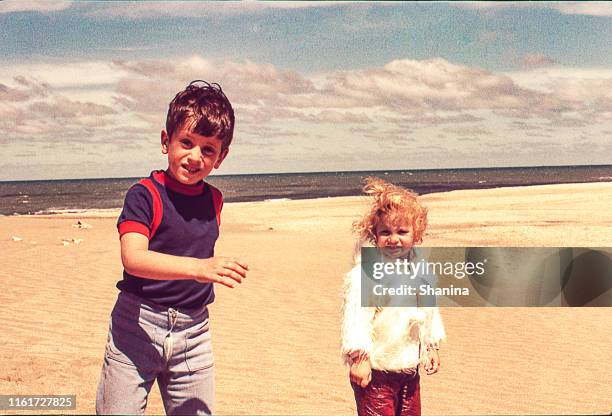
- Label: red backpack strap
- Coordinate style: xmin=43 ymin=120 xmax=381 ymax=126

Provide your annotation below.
xmin=138 ymin=178 xmax=163 ymax=239
xmin=208 ymin=183 xmax=223 ymax=226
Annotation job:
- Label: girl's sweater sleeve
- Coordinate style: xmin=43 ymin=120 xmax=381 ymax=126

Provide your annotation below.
xmin=417 ymin=264 xmax=446 ymax=346
xmin=340 ymin=265 xmax=376 ymax=365
xmin=421 ymin=307 xmax=446 ymax=345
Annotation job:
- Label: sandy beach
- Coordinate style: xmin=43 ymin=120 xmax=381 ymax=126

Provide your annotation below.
xmin=1 ymin=182 xmax=611 ymax=415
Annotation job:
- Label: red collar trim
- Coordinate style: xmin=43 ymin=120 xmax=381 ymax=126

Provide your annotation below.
xmin=152 ymin=170 xmax=205 ymax=196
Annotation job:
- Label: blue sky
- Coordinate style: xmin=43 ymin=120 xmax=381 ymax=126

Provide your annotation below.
xmin=1 ymin=1 xmax=611 ymax=180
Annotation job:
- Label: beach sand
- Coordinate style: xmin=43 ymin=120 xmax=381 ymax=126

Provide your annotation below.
xmin=1 ymin=182 xmax=611 ymax=414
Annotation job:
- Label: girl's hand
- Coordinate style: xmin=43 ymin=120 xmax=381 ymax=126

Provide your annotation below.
xmin=350 ymin=360 xmax=372 ymax=388
xmin=422 ymin=347 xmax=440 ymax=375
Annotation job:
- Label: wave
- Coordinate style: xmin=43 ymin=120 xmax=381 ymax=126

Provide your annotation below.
xmin=262 ymin=198 xmax=292 ymax=203
xmin=32 ymin=208 xmax=121 ymax=217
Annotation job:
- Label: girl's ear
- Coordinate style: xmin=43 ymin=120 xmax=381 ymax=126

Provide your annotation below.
xmin=161 ymin=130 xmax=169 ymax=154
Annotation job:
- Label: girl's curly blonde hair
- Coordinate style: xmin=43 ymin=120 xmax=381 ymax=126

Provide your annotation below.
xmin=352 ymin=177 xmax=428 ymax=245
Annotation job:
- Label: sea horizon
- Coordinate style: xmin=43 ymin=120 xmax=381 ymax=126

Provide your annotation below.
xmin=2 ymin=162 xmax=612 ymax=184
xmin=1 ymin=164 xmax=611 ymax=216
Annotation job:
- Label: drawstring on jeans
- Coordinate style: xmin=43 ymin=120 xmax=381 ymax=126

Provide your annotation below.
xmin=163 ymin=308 xmax=178 ymax=363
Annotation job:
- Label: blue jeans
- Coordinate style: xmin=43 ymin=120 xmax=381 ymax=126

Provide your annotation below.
xmin=96 ymin=292 xmax=214 ymax=415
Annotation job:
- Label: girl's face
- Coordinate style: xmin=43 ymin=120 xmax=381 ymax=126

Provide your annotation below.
xmin=374 ymin=215 xmax=415 ymax=259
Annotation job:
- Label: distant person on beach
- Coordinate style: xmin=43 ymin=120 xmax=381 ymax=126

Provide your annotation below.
xmin=341 ymin=178 xmax=445 ymax=416
xmin=96 ymin=80 xmax=248 ymax=415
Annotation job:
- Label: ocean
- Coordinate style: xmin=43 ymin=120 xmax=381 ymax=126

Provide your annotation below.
xmin=1 ymin=165 xmax=611 ymax=216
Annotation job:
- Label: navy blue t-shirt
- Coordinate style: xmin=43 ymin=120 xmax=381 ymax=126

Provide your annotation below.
xmin=117 ymin=170 xmax=223 ymax=310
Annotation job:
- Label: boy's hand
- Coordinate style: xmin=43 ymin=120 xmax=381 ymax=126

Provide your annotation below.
xmin=349 ymin=359 xmax=372 ymax=388
xmin=422 ymin=346 xmax=440 ymax=375
xmin=196 ymin=257 xmax=249 ymax=288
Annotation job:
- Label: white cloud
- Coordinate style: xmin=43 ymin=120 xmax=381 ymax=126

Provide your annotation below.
xmin=554 ymin=2 xmax=612 ymax=17
xmin=83 ymin=1 xmax=349 ymax=19
xmin=0 ymin=61 xmax=130 ymax=105
xmin=522 ymin=53 xmax=557 ymax=68
xmin=315 ymin=58 xmax=566 ymax=118
xmin=29 ymin=97 xmax=115 ymax=118
xmin=0 ymin=0 xmax=72 ymax=14
xmin=2 ymin=55 xmax=611 ymax=178
xmin=504 ymin=66 xmax=612 ymax=123
xmin=452 ymin=1 xmax=612 ymax=17
xmin=5 ymin=57 xmax=612 ymax=131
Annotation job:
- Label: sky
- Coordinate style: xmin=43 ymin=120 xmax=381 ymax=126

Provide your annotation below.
xmin=0 ymin=1 xmax=611 ymax=180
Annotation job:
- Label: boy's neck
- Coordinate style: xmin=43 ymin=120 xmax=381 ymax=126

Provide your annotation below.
xmin=152 ymin=170 xmax=206 ymax=196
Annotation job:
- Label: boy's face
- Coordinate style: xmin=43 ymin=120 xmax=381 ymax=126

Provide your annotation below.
xmin=375 ymin=215 xmax=415 ymax=259
xmin=161 ymin=122 xmax=228 ymax=186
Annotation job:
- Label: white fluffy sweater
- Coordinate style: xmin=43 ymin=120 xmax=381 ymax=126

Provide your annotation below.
xmin=340 ymin=249 xmax=446 ymax=372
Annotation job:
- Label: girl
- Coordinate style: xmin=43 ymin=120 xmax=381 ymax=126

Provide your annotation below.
xmin=341 ymin=178 xmax=445 ymax=416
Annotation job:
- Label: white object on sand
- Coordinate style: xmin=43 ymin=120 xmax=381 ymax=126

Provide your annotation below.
xmin=11 ymin=236 xmax=23 ymax=242
xmin=61 ymin=237 xmax=85 ymax=246
xmin=73 ymin=220 xmax=92 ymax=229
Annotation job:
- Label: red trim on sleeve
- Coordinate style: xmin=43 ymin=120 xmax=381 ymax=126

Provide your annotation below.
xmin=119 ymin=221 xmax=150 ymax=239
xmin=138 ymin=178 xmax=163 ymax=239
xmin=208 ymin=183 xmax=223 ymax=226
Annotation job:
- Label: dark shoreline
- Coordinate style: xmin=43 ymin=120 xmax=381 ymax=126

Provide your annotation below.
xmin=2 ymin=165 xmax=611 ymax=216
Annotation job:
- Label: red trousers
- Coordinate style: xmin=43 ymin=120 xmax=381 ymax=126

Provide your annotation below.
xmin=351 ymin=369 xmax=421 ymax=416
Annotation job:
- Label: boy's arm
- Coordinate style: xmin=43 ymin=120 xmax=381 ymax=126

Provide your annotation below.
xmin=120 ymin=232 xmax=248 ymax=288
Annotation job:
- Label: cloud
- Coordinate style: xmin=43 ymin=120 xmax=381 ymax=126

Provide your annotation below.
xmin=103 ymin=56 xmax=612 ymax=136
xmin=3 ymin=55 xmax=611 ymax=176
xmin=0 ymin=0 xmax=72 ymax=14
xmin=442 ymin=126 xmax=492 ymax=136
xmin=505 ymin=66 xmax=612 ymax=123
xmin=241 ymin=126 xmax=301 ymax=141
xmin=521 ymin=53 xmax=557 ymax=68
xmin=316 ymin=58 xmax=566 ymax=121
xmin=390 ymin=113 xmax=484 ymax=127
xmin=11 ymin=55 xmax=602 ymax=139
xmin=451 ymin=2 xmax=537 ymax=12
xmin=29 ymin=97 xmax=115 ymax=118
xmin=0 ymin=82 xmax=38 ymax=102
xmin=452 ymin=1 xmax=612 ymax=17
xmin=83 ymin=1 xmax=349 ymax=19
xmin=0 ymin=74 xmax=132 ymax=148
xmin=0 ymin=61 xmax=130 ymax=97
xmin=510 ymin=121 xmax=544 ymax=131
xmin=110 ymin=56 xmax=313 ymax=107
xmin=111 ymin=59 xmax=178 ymax=79
xmin=9 ymin=1 xmax=607 ymax=20
xmin=554 ymin=2 xmax=612 ymax=17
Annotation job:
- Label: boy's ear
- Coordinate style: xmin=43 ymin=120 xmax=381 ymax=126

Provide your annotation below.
xmin=214 ymin=148 xmax=229 ymax=169
xmin=161 ymin=130 xmax=169 ymax=154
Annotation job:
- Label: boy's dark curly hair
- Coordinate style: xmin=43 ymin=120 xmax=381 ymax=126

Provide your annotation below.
xmin=166 ymin=80 xmax=235 ymax=149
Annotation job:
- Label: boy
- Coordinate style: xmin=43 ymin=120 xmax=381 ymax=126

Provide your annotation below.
xmin=96 ymin=80 xmax=248 ymax=415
